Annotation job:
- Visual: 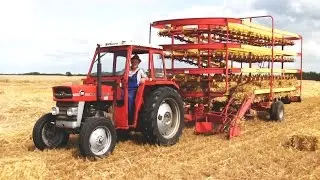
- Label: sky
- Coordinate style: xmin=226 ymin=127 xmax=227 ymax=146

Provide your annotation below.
xmin=0 ymin=0 xmax=319 ymax=74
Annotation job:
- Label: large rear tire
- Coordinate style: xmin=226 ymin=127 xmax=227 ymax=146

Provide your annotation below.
xmin=32 ymin=113 xmax=69 ymax=150
xmin=142 ymin=87 xmax=184 ymax=146
xmin=79 ymin=117 xmax=117 ymax=158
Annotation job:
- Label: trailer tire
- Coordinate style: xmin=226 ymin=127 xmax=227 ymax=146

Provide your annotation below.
xmin=270 ymin=101 xmax=284 ymax=121
xmin=79 ymin=117 xmax=116 ymax=158
xmin=281 ymin=96 xmax=291 ymax=104
xmin=32 ymin=113 xmax=69 ymax=150
xmin=142 ymin=87 xmax=184 ymax=146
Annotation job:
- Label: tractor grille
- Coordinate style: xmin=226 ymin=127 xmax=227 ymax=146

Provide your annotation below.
xmin=53 ymin=87 xmax=73 ymax=99
xmin=56 ymin=102 xmax=78 ymax=121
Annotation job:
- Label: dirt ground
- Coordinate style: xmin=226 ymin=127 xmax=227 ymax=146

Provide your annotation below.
xmin=0 ymin=76 xmax=320 ymax=180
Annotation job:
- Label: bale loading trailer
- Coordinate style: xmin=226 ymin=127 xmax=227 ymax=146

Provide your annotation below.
xmin=150 ymin=15 xmax=302 ymax=139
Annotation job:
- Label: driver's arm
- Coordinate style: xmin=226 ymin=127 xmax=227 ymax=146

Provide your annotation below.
xmin=139 ymin=69 xmax=149 ymax=83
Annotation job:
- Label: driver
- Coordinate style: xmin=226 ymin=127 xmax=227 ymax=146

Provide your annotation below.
xmin=128 ymin=54 xmax=148 ymax=122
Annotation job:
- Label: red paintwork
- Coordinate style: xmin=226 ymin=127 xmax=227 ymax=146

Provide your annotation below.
xmin=194 ymin=97 xmax=234 ymax=134
xmin=290 ymin=96 xmax=302 ymax=102
xmin=52 ymin=44 xmax=180 ymax=130
xmin=129 ymin=80 xmax=179 ymax=128
xmin=151 ymin=16 xmax=304 ymax=139
xmin=194 ymin=104 xmax=214 ymax=134
xmin=85 ymin=45 xmax=164 ymax=81
xmin=194 ymin=95 xmax=255 ymax=138
xmin=228 ymin=94 xmax=255 ymax=138
xmin=131 ymin=83 xmax=146 ymax=128
xmin=151 ymin=17 xmax=242 ymax=28
xmin=184 ymin=105 xmax=206 ymax=122
xmin=251 ymin=101 xmax=272 ymax=111
xmin=152 ymin=16 xmax=303 ymax=105
xmin=144 ymin=80 xmax=179 ymax=88
xmin=195 ymin=121 xmax=213 ymax=134
xmin=229 ymin=125 xmax=241 ymax=138
xmin=84 ymin=76 xmax=123 ymax=85
xmin=225 ymin=22 xmax=230 ymax=93
xmin=114 ymin=102 xmax=128 ymax=129
xmin=179 ymin=91 xmax=225 ymax=98
xmin=184 ymin=114 xmax=193 ymax=122
xmin=235 ymin=95 xmax=255 ymax=120
xmin=52 ymin=16 xmax=303 ymax=140
xmin=161 ymin=43 xmax=240 ymax=50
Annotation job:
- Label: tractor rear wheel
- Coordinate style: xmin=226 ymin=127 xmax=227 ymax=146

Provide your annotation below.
xmin=142 ymin=87 xmax=184 ymax=146
xmin=270 ymin=101 xmax=284 ymax=121
xmin=79 ymin=117 xmax=117 ymax=158
xmin=33 ymin=113 xmax=69 ymax=150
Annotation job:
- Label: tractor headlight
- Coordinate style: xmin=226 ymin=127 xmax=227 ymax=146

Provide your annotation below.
xmin=67 ymin=107 xmax=78 ymax=116
xmin=52 ymin=107 xmax=59 ymax=115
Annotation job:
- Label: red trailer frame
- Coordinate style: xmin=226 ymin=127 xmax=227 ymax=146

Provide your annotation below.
xmin=149 ymin=15 xmax=303 ymax=138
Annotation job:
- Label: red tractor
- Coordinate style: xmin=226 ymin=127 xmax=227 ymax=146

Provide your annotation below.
xmin=32 ymin=42 xmax=185 ymax=157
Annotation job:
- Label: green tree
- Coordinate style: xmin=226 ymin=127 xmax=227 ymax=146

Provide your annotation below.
xmin=65 ymin=72 xmax=72 ymax=76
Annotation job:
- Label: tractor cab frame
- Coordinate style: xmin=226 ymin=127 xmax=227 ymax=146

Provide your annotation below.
xmin=83 ymin=42 xmax=178 ymax=129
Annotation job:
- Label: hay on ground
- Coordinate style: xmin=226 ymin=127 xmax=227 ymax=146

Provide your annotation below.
xmin=283 ymin=135 xmax=318 ymax=151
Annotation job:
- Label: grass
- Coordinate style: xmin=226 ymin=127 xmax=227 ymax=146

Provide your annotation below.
xmin=1 ymin=75 xmax=320 ymax=180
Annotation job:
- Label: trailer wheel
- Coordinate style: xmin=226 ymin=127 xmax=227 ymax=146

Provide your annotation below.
xmin=79 ymin=117 xmax=116 ymax=158
xmin=281 ymin=96 xmax=291 ymax=104
xmin=142 ymin=87 xmax=184 ymax=146
xmin=32 ymin=113 xmax=69 ymax=150
xmin=270 ymin=101 xmax=284 ymax=121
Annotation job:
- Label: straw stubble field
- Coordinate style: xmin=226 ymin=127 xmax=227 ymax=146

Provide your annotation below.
xmin=1 ymin=75 xmax=320 ymax=180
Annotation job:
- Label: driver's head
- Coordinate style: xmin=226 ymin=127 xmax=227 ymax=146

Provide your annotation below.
xmin=131 ymin=54 xmax=141 ymax=65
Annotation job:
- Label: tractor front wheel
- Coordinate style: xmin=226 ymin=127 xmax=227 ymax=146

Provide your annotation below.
xmin=79 ymin=117 xmax=117 ymax=158
xmin=32 ymin=113 xmax=69 ymax=150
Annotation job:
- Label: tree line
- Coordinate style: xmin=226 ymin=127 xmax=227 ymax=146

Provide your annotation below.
xmin=299 ymin=71 xmax=320 ymax=81
xmin=0 ymin=72 xmax=86 ymax=76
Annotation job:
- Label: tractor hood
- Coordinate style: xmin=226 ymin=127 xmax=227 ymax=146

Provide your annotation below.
xmin=52 ymin=84 xmax=114 ymax=102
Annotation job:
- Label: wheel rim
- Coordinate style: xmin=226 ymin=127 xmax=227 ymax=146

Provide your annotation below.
xmin=41 ymin=121 xmax=63 ymax=147
xmin=157 ymin=98 xmax=180 ymax=139
xmin=89 ymin=126 xmax=112 ymax=156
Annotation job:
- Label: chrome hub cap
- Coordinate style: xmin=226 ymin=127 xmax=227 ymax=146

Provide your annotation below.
xmin=163 ymin=112 xmax=172 ymax=125
xmin=157 ymin=98 xmax=180 ymax=139
xmin=89 ymin=127 xmax=112 ymax=156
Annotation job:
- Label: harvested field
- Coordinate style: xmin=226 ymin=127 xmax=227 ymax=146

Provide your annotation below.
xmin=1 ymin=75 xmax=320 ymax=180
